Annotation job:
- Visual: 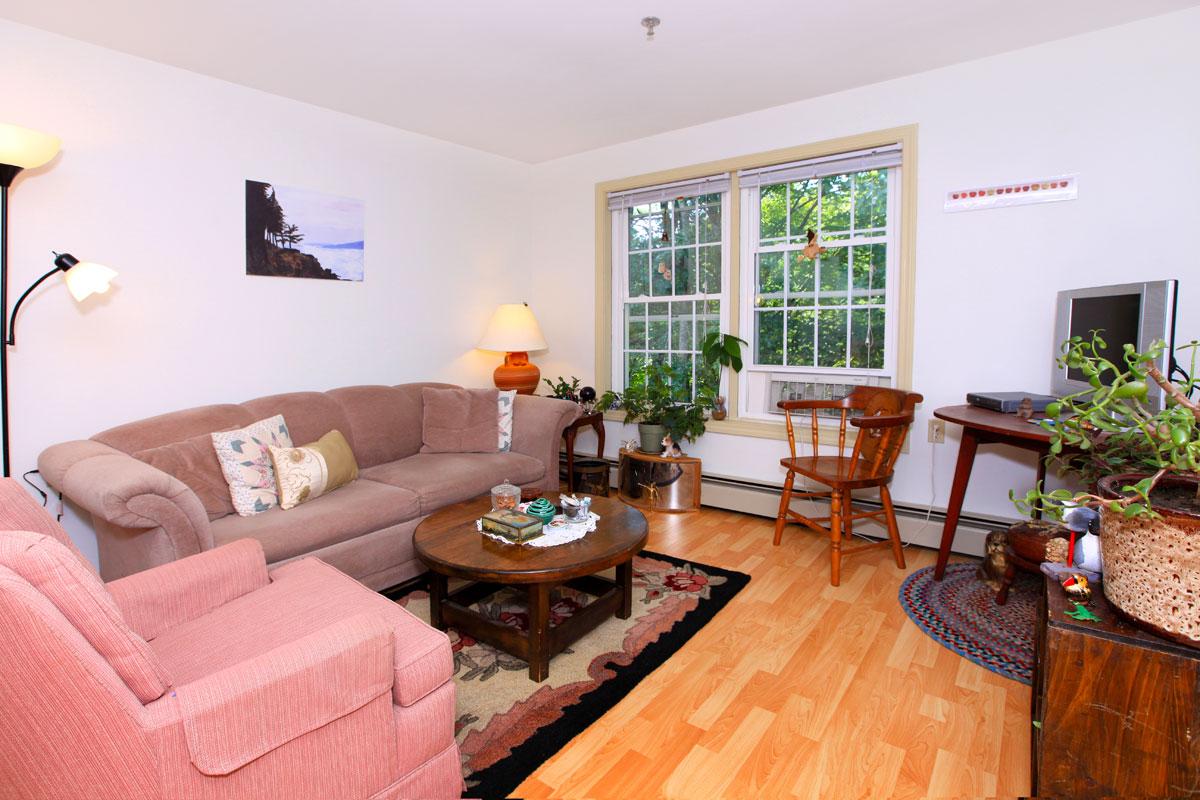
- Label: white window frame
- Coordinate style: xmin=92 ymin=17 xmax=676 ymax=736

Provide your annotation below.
xmin=737 ymin=168 xmax=901 ymax=420
xmin=609 ymin=193 xmax=732 ymax=399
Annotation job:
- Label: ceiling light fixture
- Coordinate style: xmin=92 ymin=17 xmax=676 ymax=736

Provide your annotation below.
xmin=641 ymin=16 xmax=660 ymax=42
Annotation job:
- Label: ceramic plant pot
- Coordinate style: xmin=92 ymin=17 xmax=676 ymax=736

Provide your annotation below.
xmin=1098 ymin=473 xmax=1200 ymax=648
xmin=638 ymin=423 xmax=667 ymax=454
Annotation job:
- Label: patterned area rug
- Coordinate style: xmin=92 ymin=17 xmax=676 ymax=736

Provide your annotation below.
xmin=898 ymin=563 xmax=1039 ymax=684
xmin=392 ymin=550 xmax=749 ymax=799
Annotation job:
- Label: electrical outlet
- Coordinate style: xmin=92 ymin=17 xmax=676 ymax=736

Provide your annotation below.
xmin=928 ymin=419 xmax=945 ymax=444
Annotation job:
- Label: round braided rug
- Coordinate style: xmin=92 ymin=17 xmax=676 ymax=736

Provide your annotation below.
xmin=898 ymin=563 xmax=1038 ymax=684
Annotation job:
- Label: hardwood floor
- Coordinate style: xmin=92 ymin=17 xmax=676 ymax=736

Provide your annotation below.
xmin=515 ymin=505 xmax=1031 ymax=799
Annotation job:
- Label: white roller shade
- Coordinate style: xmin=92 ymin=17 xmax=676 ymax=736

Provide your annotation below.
xmin=738 ymin=144 xmax=901 ymax=189
xmin=607 ymin=174 xmax=731 ymax=211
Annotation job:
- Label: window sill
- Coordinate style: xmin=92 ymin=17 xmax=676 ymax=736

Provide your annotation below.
xmin=602 ymin=410 xmax=873 ymax=446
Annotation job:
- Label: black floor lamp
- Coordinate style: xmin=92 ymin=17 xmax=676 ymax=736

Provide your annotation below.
xmin=0 ymin=123 xmax=117 ymax=477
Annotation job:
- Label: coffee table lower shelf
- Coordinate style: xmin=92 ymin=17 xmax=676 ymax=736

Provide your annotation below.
xmin=428 ymin=564 xmax=633 ymax=682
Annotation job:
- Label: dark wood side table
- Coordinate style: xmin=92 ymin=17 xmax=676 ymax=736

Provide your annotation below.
xmin=412 ymin=494 xmax=647 ymax=682
xmin=1033 ymin=576 xmax=1200 ymax=796
xmin=562 ymin=411 xmax=605 ymax=493
xmin=932 ymin=405 xmax=1054 ymax=580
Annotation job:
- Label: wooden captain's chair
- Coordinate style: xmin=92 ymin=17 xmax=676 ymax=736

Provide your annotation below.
xmin=773 ymin=386 xmax=923 ymax=586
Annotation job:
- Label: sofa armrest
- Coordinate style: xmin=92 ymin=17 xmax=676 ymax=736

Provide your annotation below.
xmin=173 ymin=613 xmax=395 ymax=776
xmin=509 ymin=395 xmax=582 ymax=491
xmin=39 ymin=440 xmax=212 ymax=557
xmin=107 ymin=539 xmax=270 ymax=640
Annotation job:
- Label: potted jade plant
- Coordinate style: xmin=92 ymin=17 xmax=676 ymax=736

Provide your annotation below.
xmin=600 ymin=360 xmax=710 ymax=453
xmin=1013 ymin=333 xmax=1200 ymax=646
xmin=700 ymin=332 xmax=747 ymax=420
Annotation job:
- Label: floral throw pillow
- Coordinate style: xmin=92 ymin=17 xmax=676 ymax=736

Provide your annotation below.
xmin=211 ymin=415 xmax=292 ymax=516
xmin=498 ymin=390 xmax=517 ymax=452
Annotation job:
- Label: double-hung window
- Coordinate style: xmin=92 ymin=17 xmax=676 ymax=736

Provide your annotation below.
xmin=609 ymin=175 xmax=731 ymax=402
xmin=737 ymin=145 xmax=902 ymax=420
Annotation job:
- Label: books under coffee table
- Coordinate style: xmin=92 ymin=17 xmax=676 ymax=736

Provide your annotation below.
xmin=412 ymin=494 xmax=648 ymax=681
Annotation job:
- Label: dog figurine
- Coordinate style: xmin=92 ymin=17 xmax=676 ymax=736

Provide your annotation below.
xmin=660 ymin=435 xmax=683 ymax=458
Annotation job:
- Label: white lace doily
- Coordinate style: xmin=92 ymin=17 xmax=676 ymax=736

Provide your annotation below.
xmin=475 ymin=509 xmax=600 ymax=548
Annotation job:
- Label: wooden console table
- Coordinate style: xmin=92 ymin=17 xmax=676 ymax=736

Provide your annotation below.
xmin=932 ymin=405 xmax=1053 ymax=580
xmin=1033 ymin=576 xmax=1200 ymax=796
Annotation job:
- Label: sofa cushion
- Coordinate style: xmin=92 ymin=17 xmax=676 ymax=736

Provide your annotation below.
xmin=360 ymin=452 xmax=544 ymax=514
xmin=420 ymin=387 xmax=500 ymax=454
xmin=241 ymin=392 xmax=356 ymax=457
xmin=151 ymin=556 xmax=452 ymax=707
xmin=327 ymin=384 xmax=453 ymax=468
xmin=209 ymin=478 xmax=420 ymax=563
xmin=134 ymin=432 xmax=236 ymax=520
xmin=94 ymin=404 xmax=254 ymax=454
xmin=0 ymin=531 xmax=170 ymax=702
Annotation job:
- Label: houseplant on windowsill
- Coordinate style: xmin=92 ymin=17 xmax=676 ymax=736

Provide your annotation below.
xmin=1013 ymin=334 xmax=1200 ymax=646
xmin=600 ymin=361 xmax=710 ymax=454
xmin=700 ymin=332 xmax=747 ymax=420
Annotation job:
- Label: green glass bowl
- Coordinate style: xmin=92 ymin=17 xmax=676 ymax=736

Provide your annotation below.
xmin=526 ymin=498 xmax=556 ymax=525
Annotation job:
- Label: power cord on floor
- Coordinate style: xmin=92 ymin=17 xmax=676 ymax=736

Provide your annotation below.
xmin=21 ymin=469 xmax=63 ymax=520
xmin=22 ymin=470 xmax=47 ymax=506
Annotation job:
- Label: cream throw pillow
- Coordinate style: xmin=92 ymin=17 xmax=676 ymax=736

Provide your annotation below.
xmin=498 ymin=389 xmax=516 ymax=452
xmin=211 ymin=415 xmax=292 ymax=516
xmin=269 ymin=430 xmax=359 ymax=510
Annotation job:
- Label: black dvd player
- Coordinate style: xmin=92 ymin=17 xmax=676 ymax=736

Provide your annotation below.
xmin=966 ymin=392 xmax=1059 ymax=414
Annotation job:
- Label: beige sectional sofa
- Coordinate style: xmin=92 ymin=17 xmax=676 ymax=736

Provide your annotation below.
xmin=39 ymin=383 xmax=580 ymax=588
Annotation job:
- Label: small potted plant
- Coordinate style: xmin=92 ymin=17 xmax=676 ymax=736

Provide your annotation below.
xmin=600 ymin=361 xmax=710 ymax=453
xmin=1013 ymin=333 xmax=1200 ymax=646
xmin=543 ymin=375 xmax=582 ymax=403
xmin=700 ymin=332 xmax=747 ymax=420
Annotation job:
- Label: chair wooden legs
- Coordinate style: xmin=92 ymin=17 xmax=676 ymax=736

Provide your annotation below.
xmin=773 ymin=471 xmax=796 ymax=546
xmin=776 ymin=478 xmax=905 ymax=586
xmin=880 ymin=485 xmax=906 ymax=569
xmin=829 ymin=489 xmax=844 ymax=586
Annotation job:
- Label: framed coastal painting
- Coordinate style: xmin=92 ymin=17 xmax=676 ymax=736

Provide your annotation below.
xmin=245 ymin=180 xmax=364 ymax=281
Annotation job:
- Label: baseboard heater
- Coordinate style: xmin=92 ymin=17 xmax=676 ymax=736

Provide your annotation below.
xmin=589 ymin=459 xmax=1005 ymax=558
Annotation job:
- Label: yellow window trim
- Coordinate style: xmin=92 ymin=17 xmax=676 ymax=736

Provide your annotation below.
xmin=595 ymin=125 xmax=918 ymax=444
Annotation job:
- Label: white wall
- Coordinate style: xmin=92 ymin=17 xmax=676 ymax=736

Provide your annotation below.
xmin=523 ymin=9 xmax=1200 ymax=545
xmin=0 ymin=20 xmax=530 ymax=561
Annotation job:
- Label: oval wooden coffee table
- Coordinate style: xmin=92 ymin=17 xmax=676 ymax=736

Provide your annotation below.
xmin=413 ymin=494 xmax=648 ymax=681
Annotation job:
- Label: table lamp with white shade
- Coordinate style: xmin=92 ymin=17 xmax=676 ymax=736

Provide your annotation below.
xmin=477 ymin=302 xmax=547 ymax=395
xmin=0 ymin=123 xmax=118 ymax=476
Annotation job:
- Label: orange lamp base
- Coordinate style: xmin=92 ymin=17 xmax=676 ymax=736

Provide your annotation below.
xmin=493 ymin=351 xmax=540 ymax=395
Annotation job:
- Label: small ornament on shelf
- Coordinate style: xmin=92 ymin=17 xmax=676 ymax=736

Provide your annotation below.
xmin=622 ymin=438 xmax=640 ymax=452
xmin=1061 ymin=573 xmax=1092 ymax=602
xmin=1065 ymin=602 xmax=1101 ymax=622
xmin=660 ymin=434 xmax=683 ymax=458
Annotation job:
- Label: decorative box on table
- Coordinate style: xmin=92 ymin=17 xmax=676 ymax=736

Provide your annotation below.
xmin=617 ymin=450 xmax=701 ymax=513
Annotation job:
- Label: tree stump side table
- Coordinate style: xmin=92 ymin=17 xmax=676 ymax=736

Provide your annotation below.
xmin=616 ymin=449 xmax=701 ymax=513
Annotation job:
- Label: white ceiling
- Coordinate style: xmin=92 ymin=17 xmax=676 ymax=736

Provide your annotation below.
xmin=2 ymin=0 xmax=1197 ymax=163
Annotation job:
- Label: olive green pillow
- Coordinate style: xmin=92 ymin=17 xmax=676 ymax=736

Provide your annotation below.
xmin=268 ymin=429 xmax=359 ymax=510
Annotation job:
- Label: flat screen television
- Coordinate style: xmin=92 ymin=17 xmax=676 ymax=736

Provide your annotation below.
xmin=1051 ymin=279 xmax=1179 ymax=407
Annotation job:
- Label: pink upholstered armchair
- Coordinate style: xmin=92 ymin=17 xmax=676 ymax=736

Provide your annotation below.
xmin=0 ymin=479 xmax=463 ymax=799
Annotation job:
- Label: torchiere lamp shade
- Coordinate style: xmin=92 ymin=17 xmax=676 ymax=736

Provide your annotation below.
xmin=478 ymin=303 xmax=547 ymax=395
xmin=0 ymin=124 xmax=61 ymax=186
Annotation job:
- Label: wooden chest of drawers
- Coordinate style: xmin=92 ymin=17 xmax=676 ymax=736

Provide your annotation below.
xmin=1033 ymin=576 xmax=1200 ymax=796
